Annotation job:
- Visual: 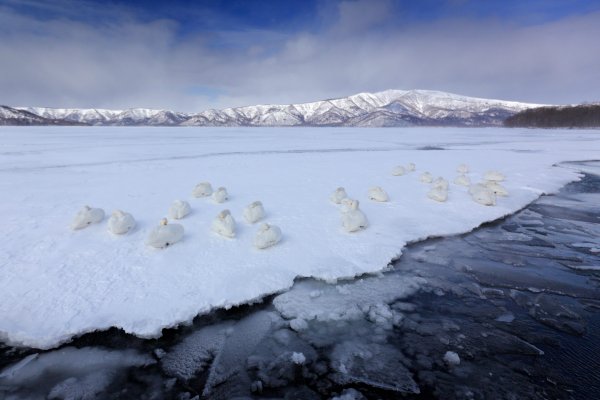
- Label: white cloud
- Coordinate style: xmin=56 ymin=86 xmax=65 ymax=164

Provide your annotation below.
xmin=0 ymin=1 xmax=599 ymax=111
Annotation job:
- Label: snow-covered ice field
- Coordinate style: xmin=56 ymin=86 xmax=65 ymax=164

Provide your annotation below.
xmin=1 ymin=126 xmax=600 ymax=349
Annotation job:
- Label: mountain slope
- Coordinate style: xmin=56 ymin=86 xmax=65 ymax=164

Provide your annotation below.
xmin=182 ymin=90 xmax=544 ymax=127
xmin=17 ymin=107 xmax=188 ymax=126
xmin=6 ymin=89 xmax=546 ymax=127
xmin=0 ymin=106 xmax=84 ymax=126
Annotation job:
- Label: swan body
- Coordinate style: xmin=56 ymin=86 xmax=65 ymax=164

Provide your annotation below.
xmin=243 ymin=201 xmax=265 ymax=223
xmin=368 ymin=186 xmax=389 ymax=202
xmin=457 ymin=164 xmax=469 ymax=174
xmin=391 ymin=166 xmax=406 ymax=176
xmin=341 ymin=200 xmax=368 ymax=232
xmin=428 ymin=188 xmax=448 ymax=202
xmin=420 ymin=172 xmax=433 ymax=183
xmin=71 ymin=206 xmax=105 ymax=230
xmin=192 ymin=182 xmax=213 ymax=197
xmin=330 ymin=187 xmax=348 ymax=204
xmin=454 ymin=174 xmax=471 ymax=186
xmin=254 ymin=223 xmax=282 ymax=249
xmin=168 ymin=200 xmax=191 ymax=220
xmin=211 ymin=209 xmax=236 ymax=238
xmin=432 ymin=177 xmax=449 ymax=191
xmin=469 ymin=184 xmax=496 ymax=206
xmin=485 ymin=181 xmax=509 ymax=196
xmin=107 ymin=210 xmax=136 ymax=234
xmin=407 ymin=162 xmax=416 ymax=172
xmin=146 ymin=218 xmax=184 ymax=248
xmin=212 ymin=187 xmax=228 ymax=203
xmin=484 ymin=170 xmax=505 ymax=182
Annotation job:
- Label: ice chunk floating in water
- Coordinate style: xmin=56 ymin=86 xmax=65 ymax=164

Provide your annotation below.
xmin=0 ymin=347 xmax=153 ymax=399
xmin=1 ymin=126 xmax=600 ymax=348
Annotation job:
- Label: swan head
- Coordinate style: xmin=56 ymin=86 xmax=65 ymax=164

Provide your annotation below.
xmin=218 ymin=209 xmax=231 ymax=219
xmin=251 ymin=201 xmax=262 ymax=207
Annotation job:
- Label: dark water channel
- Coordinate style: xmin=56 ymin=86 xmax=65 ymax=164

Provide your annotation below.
xmin=1 ymin=170 xmax=599 ymax=400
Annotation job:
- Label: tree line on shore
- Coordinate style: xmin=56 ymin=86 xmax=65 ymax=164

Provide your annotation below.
xmin=504 ymin=104 xmax=600 ymax=128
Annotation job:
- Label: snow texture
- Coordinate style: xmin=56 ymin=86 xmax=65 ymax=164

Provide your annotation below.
xmin=1 ymin=126 xmax=599 ymax=349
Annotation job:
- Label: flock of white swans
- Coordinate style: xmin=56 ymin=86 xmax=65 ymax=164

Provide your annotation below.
xmin=70 ymin=181 xmax=282 ymax=249
xmin=70 ymin=163 xmax=507 ymax=248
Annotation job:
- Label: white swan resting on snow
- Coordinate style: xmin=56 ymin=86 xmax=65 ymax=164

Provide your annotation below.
xmin=341 ymin=199 xmax=368 ymax=232
xmin=391 ymin=166 xmax=406 ymax=176
xmin=368 ymin=186 xmax=389 ymax=202
xmin=428 ymin=187 xmax=448 ymax=202
xmin=407 ymin=162 xmax=416 ymax=172
xmin=457 ymin=164 xmax=469 ymax=174
xmin=71 ymin=206 xmax=105 ymax=230
xmin=484 ymin=170 xmax=505 ymax=182
xmin=420 ymin=172 xmax=433 ymax=183
xmin=211 ymin=209 xmax=236 ymax=238
xmin=243 ymin=201 xmax=265 ymax=223
xmin=485 ymin=181 xmax=509 ymax=196
xmin=469 ymin=184 xmax=496 ymax=206
xmin=254 ymin=223 xmax=282 ymax=249
xmin=212 ymin=187 xmax=228 ymax=203
xmin=146 ymin=218 xmax=184 ymax=248
xmin=454 ymin=174 xmax=471 ymax=186
xmin=107 ymin=210 xmax=136 ymax=234
xmin=192 ymin=182 xmax=213 ymax=197
xmin=168 ymin=200 xmax=191 ymax=220
xmin=330 ymin=187 xmax=348 ymax=204
xmin=432 ymin=177 xmax=449 ymax=191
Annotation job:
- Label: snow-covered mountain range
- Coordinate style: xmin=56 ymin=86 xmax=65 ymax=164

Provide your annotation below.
xmin=0 ymin=105 xmax=84 ymax=126
xmin=2 ymin=90 xmax=546 ymax=127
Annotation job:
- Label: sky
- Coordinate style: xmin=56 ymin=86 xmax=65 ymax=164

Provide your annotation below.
xmin=1 ymin=0 xmax=600 ymax=112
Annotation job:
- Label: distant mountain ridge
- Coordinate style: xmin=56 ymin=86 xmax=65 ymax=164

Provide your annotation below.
xmin=0 ymin=105 xmax=84 ymax=126
xmin=2 ymin=90 xmax=546 ymax=127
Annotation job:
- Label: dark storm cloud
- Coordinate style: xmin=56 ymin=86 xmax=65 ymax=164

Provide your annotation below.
xmin=0 ymin=0 xmax=599 ymax=111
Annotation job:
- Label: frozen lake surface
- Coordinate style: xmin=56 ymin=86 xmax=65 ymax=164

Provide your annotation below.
xmin=1 ymin=127 xmax=600 ymax=350
xmin=1 ymin=163 xmax=599 ymax=399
